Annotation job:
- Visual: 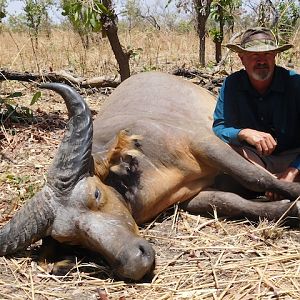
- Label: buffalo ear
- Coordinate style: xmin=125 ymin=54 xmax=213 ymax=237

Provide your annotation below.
xmin=93 ymin=130 xmax=143 ymax=180
xmin=110 ymin=160 xmax=131 ymax=176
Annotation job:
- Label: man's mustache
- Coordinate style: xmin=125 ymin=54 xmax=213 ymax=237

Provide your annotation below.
xmin=254 ymin=63 xmax=269 ymax=69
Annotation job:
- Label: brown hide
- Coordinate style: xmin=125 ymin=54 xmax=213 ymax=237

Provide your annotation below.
xmin=92 ymin=72 xmax=219 ymax=223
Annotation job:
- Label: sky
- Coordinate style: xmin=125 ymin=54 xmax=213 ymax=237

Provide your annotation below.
xmin=4 ymin=0 xmax=258 ymax=24
xmin=6 ymin=0 xmax=23 ymax=15
xmin=5 ymin=0 xmax=63 ymax=22
xmin=7 ymin=1 xmax=23 ymax=14
xmin=4 ymin=0 xmax=181 ymax=23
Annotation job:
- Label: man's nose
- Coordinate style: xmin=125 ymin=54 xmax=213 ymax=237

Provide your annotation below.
xmin=256 ymin=53 xmax=268 ymax=62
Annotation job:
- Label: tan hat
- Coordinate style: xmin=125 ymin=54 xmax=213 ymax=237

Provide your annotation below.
xmin=226 ymin=27 xmax=293 ymax=53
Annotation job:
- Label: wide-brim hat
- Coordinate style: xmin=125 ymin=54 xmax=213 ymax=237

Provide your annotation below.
xmin=226 ymin=27 xmax=293 ymax=53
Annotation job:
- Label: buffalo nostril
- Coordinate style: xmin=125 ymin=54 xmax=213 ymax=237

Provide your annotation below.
xmin=136 ymin=241 xmax=155 ymax=265
xmin=139 ymin=245 xmax=146 ymax=255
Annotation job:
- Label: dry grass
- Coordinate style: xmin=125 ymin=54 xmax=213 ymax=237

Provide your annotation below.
xmin=0 ymin=29 xmax=207 ymax=76
xmin=1 ymin=28 xmax=300 ymax=299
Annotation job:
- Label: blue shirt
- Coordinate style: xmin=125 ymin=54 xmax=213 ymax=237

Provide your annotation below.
xmin=213 ymin=66 xmax=300 ymax=169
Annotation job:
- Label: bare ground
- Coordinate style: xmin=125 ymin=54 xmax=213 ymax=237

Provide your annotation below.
xmin=1 ymin=81 xmax=300 ymax=300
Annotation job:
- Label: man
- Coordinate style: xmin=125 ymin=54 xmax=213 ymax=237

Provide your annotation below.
xmin=213 ymin=27 xmax=300 ymax=195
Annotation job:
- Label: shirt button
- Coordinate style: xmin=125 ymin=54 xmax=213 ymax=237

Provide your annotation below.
xmin=260 ymin=116 xmax=264 ymax=121
xmin=258 ymin=97 xmax=263 ymax=101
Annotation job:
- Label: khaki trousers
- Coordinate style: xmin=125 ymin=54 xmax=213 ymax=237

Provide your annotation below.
xmin=230 ymin=144 xmax=300 ymax=176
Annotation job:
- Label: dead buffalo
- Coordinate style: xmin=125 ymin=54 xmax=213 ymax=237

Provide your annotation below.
xmin=1 ymin=71 xmax=300 ymax=281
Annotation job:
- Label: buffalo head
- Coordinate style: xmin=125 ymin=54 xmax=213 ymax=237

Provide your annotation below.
xmin=0 ymin=83 xmax=155 ymax=281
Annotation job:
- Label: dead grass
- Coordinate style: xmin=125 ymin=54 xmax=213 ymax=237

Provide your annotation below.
xmin=1 ymin=28 xmax=300 ymax=299
xmin=1 ymin=206 xmax=300 ymax=299
xmin=0 ymin=29 xmax=208 ymax=76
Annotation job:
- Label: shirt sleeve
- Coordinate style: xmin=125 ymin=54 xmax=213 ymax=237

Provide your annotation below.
xmin=212 ymin=78 xmax=242 ymax=145
xmin=288 ymin=70 xmax=300 ymax=170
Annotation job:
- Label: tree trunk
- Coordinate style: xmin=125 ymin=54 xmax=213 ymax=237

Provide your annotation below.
xmin=193 ymin=0 xmax=213 ymax=67
xmin=102 ymin=0 xmax=130 ymax=81
xmin=198 ymin=18 xmax=206 ymax=67
xmin=215 ymin=41 xmax=222 ymax=64
xmin=104 ymin=24 xmax=130 ymax=81
xmin=215 ymin=4 xmax=224 ymax=63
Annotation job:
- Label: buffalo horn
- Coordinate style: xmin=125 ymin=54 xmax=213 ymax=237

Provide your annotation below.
xmin=40 ymin=83 xmax=93 ymax=192
xmin=0 ymin=190 xmax=55 ymax=255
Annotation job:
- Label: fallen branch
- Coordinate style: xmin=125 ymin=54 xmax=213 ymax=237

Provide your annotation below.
xmin=0 ymin=69 xmax=121 ymax=89
xmin=172 ymin=67 xmax=226 ymax=95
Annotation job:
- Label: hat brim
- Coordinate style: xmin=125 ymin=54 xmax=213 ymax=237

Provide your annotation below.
xmin=225 ymin=43 xmax=293 ymax=53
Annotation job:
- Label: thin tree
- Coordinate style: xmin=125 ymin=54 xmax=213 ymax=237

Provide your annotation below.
xmin=193 ymin=0 xmax=213 ymax=67
xmin=210 ymin=0 xmax=241 ymax=63
xmin=169 ymin=0 xmax=213 ymax=67
xmin=62 ymin=0 xmax=130 ymax=81
xmin=102 ymin=0 xmax=130 ymax=80
xmin=23 ymin=0 xmax=53 ymax=50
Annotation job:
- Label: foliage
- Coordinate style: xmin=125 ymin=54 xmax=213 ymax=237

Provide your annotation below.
xmin=167 ymin=0 xmax=193 ymax=14
xmin=0 ymin=0 xmax=7 ymax=32
xmin=120 ymin=0 xmax=142 ymax=30
xmin=62 ymin=0 xmax=112 ymax=32
xmin=61 ymin=0 xmax=113 ymax=49
xmin=275 ymin=0 xmax=300 ymax=44
xmin=23 ymin=0 xmax=54 ymax=48
xmin=254 ymin=0 xmax=300 ymax=45
xmin=209 ymin=0 xmax=241 ymax=42
xmin=209 ymin=26 xmax=222 ymax=43
xmin=6 ymin=14 xmax=28 ymax=31
xmin=4 ymin=173 xmax=41 ymax=201
xmin=176 ymin=19 xmax=193 ymax=33
xmin=0 ymin=91 xmax=41 ymax=124
xmin=24 ymin=0 xmax=53 ymax=30
xmin=0 ymin=0 xmax=6 ymax=20
xmin=62 ymin=0 xmax=131 ymax=80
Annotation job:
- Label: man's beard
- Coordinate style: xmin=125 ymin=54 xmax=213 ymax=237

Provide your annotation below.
xmin=252 ymin=64 xmax=273 ymax=81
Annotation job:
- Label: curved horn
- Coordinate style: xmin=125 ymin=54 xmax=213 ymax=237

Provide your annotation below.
xmin=40 ymin=83 xmax=93 ymax=193
xmin=0 ymin=188 xmax=55 ymax=255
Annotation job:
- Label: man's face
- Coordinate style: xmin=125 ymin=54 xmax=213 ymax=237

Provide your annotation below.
xmin=238 ymin=52 xmax=277 ymax=81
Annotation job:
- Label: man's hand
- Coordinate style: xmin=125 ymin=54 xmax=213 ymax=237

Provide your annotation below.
xmin=238 ymin=128 xmax=277 ymax=156
xmin=266 ymin=167 xmax=300 ymax=200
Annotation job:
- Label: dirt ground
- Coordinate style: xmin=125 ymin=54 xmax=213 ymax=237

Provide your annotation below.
xmin=1 ymin=78 xmax=300 ymax=300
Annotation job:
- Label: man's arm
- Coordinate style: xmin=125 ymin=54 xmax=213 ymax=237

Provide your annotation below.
xmin=213 ymin=79 xmax=277 ymax=156
xmin=212 ymin=79 xmax=241 ymax=144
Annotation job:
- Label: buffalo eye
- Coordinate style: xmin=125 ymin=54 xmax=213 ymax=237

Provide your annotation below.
xmin=95 ymin=188 xmax=101 ymax=203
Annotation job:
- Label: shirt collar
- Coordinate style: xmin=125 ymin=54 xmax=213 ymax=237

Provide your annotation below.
xmin=240 ymin=66 xmax=285 ymax=94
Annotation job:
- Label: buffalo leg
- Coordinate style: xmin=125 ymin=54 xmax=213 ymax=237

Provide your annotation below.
xmin=192 ymin=135 xmax=300 ymax=200
xmin=180 ymin=189 xmax=300 ymax=223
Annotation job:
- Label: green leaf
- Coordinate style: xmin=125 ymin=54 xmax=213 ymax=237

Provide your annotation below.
xmin=74 ymin=11 xmax=79 ymax=22
xmin=6 ymin=174 xmax=15 ymax=181
xmin=95 ymin=2 xmax=110 ymax=15
xmin=30 ymin=91 xmax=41 ymax=105
xmin=0 ymin=11 xmax=6 ymax=19
xmin=90 ymin=12 xmax=102 ymax=31
xmin=7 ymin=92 xmax=22 ymax=98
xmin=61 ymin=9 xmax=69 ymax=16
xmin=90 ymin=13 xmax=97 ymax=27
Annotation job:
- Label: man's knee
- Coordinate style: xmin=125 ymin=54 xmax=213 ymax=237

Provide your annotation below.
xmin=229 ymin=144 xmax=266 ymax=169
